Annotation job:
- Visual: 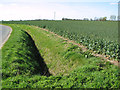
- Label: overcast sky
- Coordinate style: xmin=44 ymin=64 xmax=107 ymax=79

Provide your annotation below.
xmin=0 ymin=0 xmax=119 ymax=20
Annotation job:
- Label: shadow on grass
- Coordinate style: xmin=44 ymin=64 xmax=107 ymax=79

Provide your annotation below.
xmin=24 ymin=31 xmax=51 ymax=77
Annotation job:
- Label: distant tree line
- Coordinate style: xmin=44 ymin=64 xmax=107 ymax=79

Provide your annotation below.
xmin=62 ymin=17 xmax=107 ymax=21
xmin=2 ymin=15 xmax=119 ymax=21
xmin=62 ymin=15 xmax=119 ymax=21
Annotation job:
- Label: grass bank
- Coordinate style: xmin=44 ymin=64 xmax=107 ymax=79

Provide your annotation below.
xmin=2 ymin=24 xmax=50 ymax=79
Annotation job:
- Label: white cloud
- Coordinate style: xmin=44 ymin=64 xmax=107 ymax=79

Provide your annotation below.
xmin=110 ymin=3 xmax=118 ymax=5
xmin=9 ymin=3 xmax=17 ymax=6
xmin=0 ymin=2 xmax=117 ymax=20
xmin=0 ymin=4 xmax=4 ymax=7
xmin=0 ymin=0 xmax=119 ymax=3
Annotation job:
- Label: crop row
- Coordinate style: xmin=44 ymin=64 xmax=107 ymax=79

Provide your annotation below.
xmin=3 ymin=21 xmax=119 ymax=60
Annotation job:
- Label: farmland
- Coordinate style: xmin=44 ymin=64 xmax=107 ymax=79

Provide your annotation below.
xmin=4 ymin=20 xmax=119 ymax=60
xmin=1 ymin=23 xmax=120 ymax=88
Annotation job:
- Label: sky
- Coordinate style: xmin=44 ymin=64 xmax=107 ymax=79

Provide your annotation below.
xmin=0 ymin=0 xmax=119 ymax=20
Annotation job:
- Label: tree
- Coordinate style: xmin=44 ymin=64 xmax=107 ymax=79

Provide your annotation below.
xmin=103 ymin=17 xmax=107 ymax=21
xmin=90 ymin=18 xmax=93 ymax=21
xmin=98 ymin=17 xmax=107 ymax=21
xmin=94 ymin=17 xmax=98 ymax=21
xmin=99 ymin=17 xmax=103 ymax=21
xmin=110 ymin=15 xmax=116 ymax=21
xmin=83 ymin=18 xmax=89 ymax=21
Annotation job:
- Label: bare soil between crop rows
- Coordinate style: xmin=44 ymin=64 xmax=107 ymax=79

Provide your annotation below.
xmin=36 ymin=27 xmax=119 ymax=67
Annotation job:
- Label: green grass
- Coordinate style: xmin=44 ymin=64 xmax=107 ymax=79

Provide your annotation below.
xmin=3 ymin=20 xmax=119 ymax=60
xmin=19 ymin=24 xmax=89 ymax=75
xmin=2 ymin=24 xmax=51 ymax=79
xmin=2 ymin=24 xmax=120 ymax=88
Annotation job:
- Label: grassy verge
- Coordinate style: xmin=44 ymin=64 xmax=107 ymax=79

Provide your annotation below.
xmin=2 ymin=24 xmax=50 ymax=79
xmin=23 ymin=25 xmax=93 ymax=76
xmin=2 ymin=24 xmax=119 ymax=88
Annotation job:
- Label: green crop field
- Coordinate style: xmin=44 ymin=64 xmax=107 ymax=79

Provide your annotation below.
xmin=1 ymin=24 xmax=120 ymax=88
xmin=3 ymin=20 xmax=119 ymax=60
xmin=4 ymin=21 xmax=118 ymax=41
